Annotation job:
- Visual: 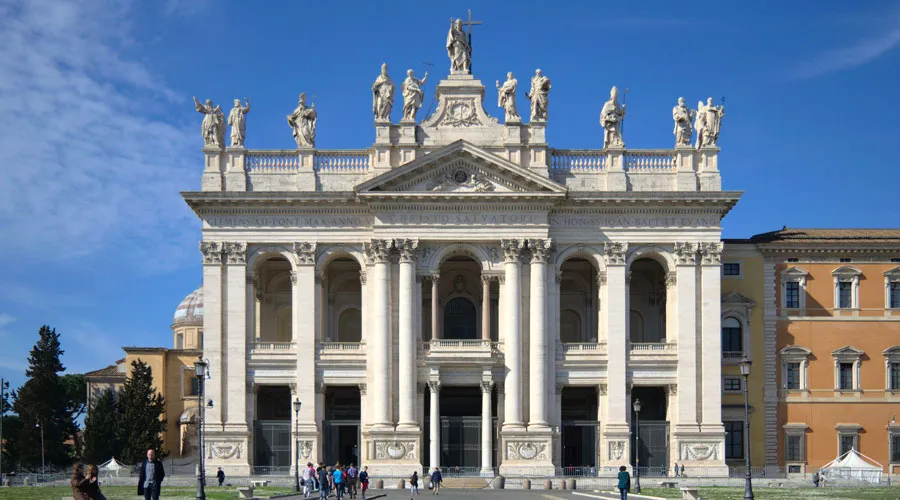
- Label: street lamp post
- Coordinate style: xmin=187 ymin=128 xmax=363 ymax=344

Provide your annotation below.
xmin=740 ymin=357 xmax=754 ymax=500
xmin=1 ymin=378 xmax=8 ymax=485
xmin=293 ymin=399 xmax=303 ymax=492
xmin=633 ymin=398 xmax=642 ymax=494
xmin=194 ymin=359 xmax=209 ymax=500
xmin=34 ymin=421 xmax=44 ymax=483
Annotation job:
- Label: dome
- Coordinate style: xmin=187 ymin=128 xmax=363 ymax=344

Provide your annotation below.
xmin=173 ymin=287 xmax=204 ymax=326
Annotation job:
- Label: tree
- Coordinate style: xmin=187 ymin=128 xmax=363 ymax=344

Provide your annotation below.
xmin=61 ymin=374 xmax=86 ymax=457
xmin=81 ymin=389 xmax=121 ymax=464
xmin=12 ymin=326 xmax=71 ymax=469
xmin=117 ymin=359 xmax=167 ymax=464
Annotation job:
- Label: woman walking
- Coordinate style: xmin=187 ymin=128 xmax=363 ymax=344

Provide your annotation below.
xmin=617 ymin=465 xmax=631 ymax=500
xmin=409 ymin=470 xmax=420 ymax=498
xmin=70 ymin=463 xmax=91 ymax=500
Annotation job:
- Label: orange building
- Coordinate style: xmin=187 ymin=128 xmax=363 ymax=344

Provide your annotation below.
xmin=751 ymin=229 xmax=900 ymax=475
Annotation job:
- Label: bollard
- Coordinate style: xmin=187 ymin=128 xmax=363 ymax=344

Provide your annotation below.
xmin=566 ymin=478 xmax=576 ymax=490
xmin=522 ymin=478 xmax=531 ymax=489
xmin=397 ymin=479 xmax=405 ymax=489
xmin=543 ymin=479 xmax=552 ymax=489
xmin=560 ymin=479 xmax=566 ymax=489
xmin=375 ymin=479 xmax=384 ymax=489
xmin=23 ymin=478 xmax=29 ymax=486
xmin=491 ymin=475 xmax=505 ymax=489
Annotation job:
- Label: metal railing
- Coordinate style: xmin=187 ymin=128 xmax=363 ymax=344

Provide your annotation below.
xmin=722 ymin=351 xmax=744 ymax=359
xmin=250 ymin=341 xmax=296 ymax=352
xmin=550 ymin=150 xmax=606 ymax=171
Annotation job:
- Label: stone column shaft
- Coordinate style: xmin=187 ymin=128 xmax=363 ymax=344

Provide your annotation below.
xmin=366 ymin=240 xmax=393 ymax=428
xmin=200 ymin=242 xmax=224 ymax=426
xmin=700 ymin=242 xmax=724 ymax=430
xmin=480 ymin=381 xmax=494 ymax=473
xmin=482 ymin=276 xmax=492 ymax=341
xmin=293 ymin=243 xmax=317 ymax=430
xmin=431 ymin=275 xmax=440 ymax=340
xmin=528 ymin=239 xmax=551 ymax=429
xmin=675 ymin=242 xmax=699 ymax=432
xmin=223 ymin=242 xmax=248 ymax=429
xmin=501 ymin=239 xmax=524 ymax=430
xmin=429 ymin=382 xmax=441 ymax=468
xmin=397 ymin=239 xmax=419 ymax=429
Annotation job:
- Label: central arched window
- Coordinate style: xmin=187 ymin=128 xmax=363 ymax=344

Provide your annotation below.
xmin=722 ymin=317 xmax=742 ymax=356
xmin=337 ymin=308 xmax=361 ymax=342
xmin=443 ymin=297 xmax=477 ymax=340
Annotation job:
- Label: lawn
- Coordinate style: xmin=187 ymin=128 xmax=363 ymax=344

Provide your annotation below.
xmin=0 ymin=485 xmax=295 ymax=500
xmin=639 ymin=486 xmax=900 ymax=500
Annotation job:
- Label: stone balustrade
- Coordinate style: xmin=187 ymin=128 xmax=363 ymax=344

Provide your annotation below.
xmin=313 ymin=150 xmax=370 ymax=172
xmin=623 ymin=150 xmax=677 ymax=171
xmin=550 ymin=150 xmax=606 ymax=171
xmin=631 ymin=342 xmax=676 ymax=352
xmin=249 ymin=341 xmax=296 ymax=352
xmin=320 ymin=342 xmax=365 ymax=351
xmin=557 ymin=342 xmax=608 ymax=362
xmin=246 ymin=150 xmax=302 ymax=172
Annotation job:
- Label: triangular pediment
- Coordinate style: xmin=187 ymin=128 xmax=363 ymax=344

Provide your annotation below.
xmin=355 ymin=140 xmax=566 ymax=197
xmin=722 ymin=291 xmax=757 ymax=307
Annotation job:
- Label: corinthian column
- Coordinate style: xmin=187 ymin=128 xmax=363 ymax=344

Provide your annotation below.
xmin=480 ymin=380 xmax=494 ymax=475
xmin=501 ymin=239 xmax=525 ymax=431
xmin=481 ymin=276 xmax=492 ymax=341
xmin=699 ymin=242 xmax=724 ymax=434
xmin=293 ymin=242 xmax=318 ymax=432
xmin=428 ymin=380 xmax=441 ymax=468
xmin=223 ymin=242 xmax=248 ymax=430
xmin=528 ymin=238 xmax=551 ymax=430
xmin=602 ymin=242 xmax=630 ymax=465
xmin=431 ymin=274 xmax=440 ymax=340
xmin=200 ymin=242 xmax=223 ymax=426
xmin=396 ymin=238 xmax=419 ymax=429
xmin=365 ymin=239 xmax=393 ymax=429
xmin=674 ymin=242 xmax=699 ymax=434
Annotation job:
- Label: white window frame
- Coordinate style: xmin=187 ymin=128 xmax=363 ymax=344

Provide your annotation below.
xmin=722 ymin=261 xmax=743 ymax=279
xmin=832 ymin=266 xmax=862 ymax=312
xmin=889 ymin=424 xmax=900 ymax=465
xmin=781 ymin=267 xmax=808 ymax=313
xmin=783 ymin=423 xmax=808 ymax=468
xmin=835 ymin=423 xmax=862 ymax=456
xmin=723 ymin=375 xmax=743 ymax=393
xmin=181 ymin=367 xmax=199 ymax=399
xmin=780 ymin=345 xmax=811 ymax=391
xmin=832 ymin=345 xmax=864 ymax=392
xmin=721 ymin=292 xmax=755 ymax=364
xmin=884 ymin=267 xmax=900 ymax=314
xmin=884 ymin=346 xmax=900 ymax=391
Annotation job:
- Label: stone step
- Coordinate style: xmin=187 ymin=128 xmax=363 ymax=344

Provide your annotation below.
xmin=435 ymin=477 xmax=490 ymax=489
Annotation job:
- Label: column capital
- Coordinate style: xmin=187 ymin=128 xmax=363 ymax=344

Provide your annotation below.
xmin=293 ymin=242 xmax=317 ymax=266
xmin=394 ymin=238 xmax=419 ymax=263
xmin=527 ymin=238 xmax=552 ymax=263
xmin=481 ymin=274 xmax=496 ymax=284
xmin=667 ymin=384 xmax=678 ymax=396
xmin=358 ymin=383 xmax=367 ymax=395
xmin=430 ymin=273 xmax=440 ymax=284
xmin=597 ymin=271 xmax=608 ymax=286
xmin=555 ymin=270 xmax=563 ymax=284
xmin=598 ymin=383 xmax=608 ymax=396
xmin=500 ymin=239 xmax=525 ymax=263
xmin=359 ymin=272 xmax=367 ymax=285
xmin=675 ymin=242 xmax=699 ymax=266
xmin=290 ymin=271 xmax=298 ymax=285
xmin=480 ymin=380 xmax=494 ymax=394
xmin=200 ymin=241 xmax=223 ymax=265
xmin=364 ymin=239 xmax=392 ymax=264
xmin=222 ymin=241 xmax=247 ymax=265
xmin=699 ymin=241 xmax=723 ymax=266
xmin=604 ymin=242 xmax=627 ymax=266
xmin=427 ymin=380 xmax=441 ymax=394
xmin=665 ymin=271 xmax=677 ymax=288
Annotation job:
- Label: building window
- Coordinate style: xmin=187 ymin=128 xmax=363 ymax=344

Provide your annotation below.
xmin=175 ymin=333 xmax=184 ymax=350
xmin=891 ymin=283 xmax=900 ymax=309
xmin=840 ymin=435 xmax=855 ymax=455
xmin=722 ymin=317 xmax=743 ymax=358
xmin=885 ymin=268 xmax=900 ymax=310
xmin=838 ymin=282 xmax=852 ymax=309
xmin=892 ymin=258 xmax=900 ymax=263
xmin=839 ymin=363 xmax=853 ymax=390
xmin=724 ymin=377 xmax=742 ymax=392
xmin=892 ymin=363 xmax=900 ymax=391
xmin=785 ymin=282 xmax=799 ymax=309
xmin=782 ymin=267 xmax=808 ymax=312
xmin=785 ymin=434 xmax=804 ymax=461
xmin=835 ymin=426 xmax=861 ymax=456
xmin=840 ymin=258 xmax=851 ymax=263
xmin=891 ymin=434 xmax=900 ymax=463
xmin=183 ymin=371 xmax=200 ymax=397
xmin=787 ymin=258 xmax=799 ymax=263
xmin=780 ymin=345 xmax=811 ymax=391
xmin=785 ymin=363 xmax=801 ymax=389
xmin=885 ymin=346 xmax=900 ymax=390
xmin=723 ymin=262 xmax=741 ymax=277
xmin=724 ymin=421 xmax=744 ymax=459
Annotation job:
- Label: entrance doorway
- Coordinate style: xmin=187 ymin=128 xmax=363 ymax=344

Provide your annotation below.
xmin=561 ymin=387 xmax=599 ymax=473
xmin=254 ymin=385 xmax=292 ymax=470
xmin=631 ymin=386 xmax=669 ymax=473
xmin=425 ymin=386 xmax=495 ymax=472
xmin=323 ymin=386 xmax=360 ymax=466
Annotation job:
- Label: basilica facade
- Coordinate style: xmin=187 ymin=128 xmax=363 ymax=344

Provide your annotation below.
xmin=184 ymin=23 xmax=737 ymax=477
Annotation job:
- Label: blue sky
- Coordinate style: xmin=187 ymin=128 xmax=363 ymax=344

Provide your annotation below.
xmin=1 ymin=0 xmax=899 ymax=392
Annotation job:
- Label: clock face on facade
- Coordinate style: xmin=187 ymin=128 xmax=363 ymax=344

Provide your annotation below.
xmin=453 ymin=170 xmax=469 ymax=184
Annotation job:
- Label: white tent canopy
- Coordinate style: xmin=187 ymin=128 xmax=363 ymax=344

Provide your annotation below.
xmin=98 ymin=457 xmax=129 ymax=477
xmin=820 ymin=449 xmax=883 ymax=483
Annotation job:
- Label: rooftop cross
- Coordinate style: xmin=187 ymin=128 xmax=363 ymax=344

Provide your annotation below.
xmin=461 ymin=10 xmax=482 ymax=72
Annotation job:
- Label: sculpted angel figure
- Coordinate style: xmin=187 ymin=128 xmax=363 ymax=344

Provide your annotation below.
xmin=287 ymin=93 xmax=317 ymax=148
xmin=194 ymin=97 xmax=224 ymax=148
xmin=372 ymin=63 xmax=395 ymax=122
xmin=672 ymin=97 xmax=694 ymax=147
xmin=527 ymin=69 xmax=551 ymax=122
xmin=695 ymin=97 xmax=725 ymax=148
xmin=600 ymin=86 xmax=626 ymax=148
xmin=401 ymin=69 xmax=428 ymax=122
xmin=446 ymin=18 xmax=471 ymax=73
xmin=228 ymin=98 xmax=251 ymax=147
xmin=496 ymin=72 xmax=520 ymax=122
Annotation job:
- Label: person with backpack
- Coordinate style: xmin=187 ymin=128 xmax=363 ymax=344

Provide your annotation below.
xmin=317 ymin=465 xmax=329 ymax=500
xmin=302 ymin=462 xmax=315 ymax=498
xmin=346 ymin=463 xmax=358 ymax=499
xmin=429 ymin=467 xmax=442 ymax=495
xmin=617 ymin=465 xmax=631 ymax=500
xmin=409 ymin=470 xmax=420 ymax=498
xmin=333 ymin=464 xmax=344 ymax=500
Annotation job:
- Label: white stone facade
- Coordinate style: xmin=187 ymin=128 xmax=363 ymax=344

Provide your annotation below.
xmin=184 ymin=67 xmax=737 ymax=477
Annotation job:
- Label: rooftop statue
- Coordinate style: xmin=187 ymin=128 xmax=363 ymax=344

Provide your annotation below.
xmin=287 ymin=93 xmax=317 ymax=148
xmin=672 ymin=97 xmax=694 ymax=148
xmin=695 ymin=97 xmax=725 ymax=148
xmin=228 ymin=98 xmax=251 ymax=147
xmin=446 ymin=18 xmax=472 ymax=74
xmin=194 ymin=97 xmax=225 ymax=148
xmin=496 ymin=72 xmax=520 ymax=123
xmin=600 ymin=86 xmax=626 ymax=148
xmin=401 ymin=69 xmax=428 ymax=122
xmin=372 ymin=63 xmax=395 ymax=123
xmin=527 ymin=69 xmax=551 ymax=122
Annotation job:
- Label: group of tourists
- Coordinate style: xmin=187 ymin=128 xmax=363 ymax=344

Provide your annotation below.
xmin=300 ymin=461 xmax=368 ymax=500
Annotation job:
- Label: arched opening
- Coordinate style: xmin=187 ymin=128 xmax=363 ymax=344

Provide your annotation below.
xmin=323 ymin=256 xmax=362 ymax=342
xmin=559 ymin=257 xmax=599 ymax=343
xmin=256 ymin=256 xmax=293 ymax=343
xmin=722 ymin=317 xmax=742 ymax=357
xmin=337 ymin=308 xmax=362 ymax=342
xmin=444 ymin=297 xmax=477 ymax=340
xmin=629 ymin=258 xmax=667 ymax=343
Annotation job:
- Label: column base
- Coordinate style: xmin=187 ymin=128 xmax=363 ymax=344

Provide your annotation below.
xmin=499 ymin=429 xmax=554 ymax=476
xmin=601 ymin=425 xmax=631 ymax=469
xmin=673 ymin=430 xmax=728 ymax=477
xmin=202 ymin=429 xmax=251 ymax=475
xmin=480 ymin=468 xmax=495 ymax=477
xmin=362 ymin=428 xmax=422 ymax=477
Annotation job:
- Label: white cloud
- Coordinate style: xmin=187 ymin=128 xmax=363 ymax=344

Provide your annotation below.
xmin=0 ymin=313 xmax=14 ymax=329
xmin=787 ymin=16 xmax=900 ymax=80
xmin=0 ymin=0 xmax=198 ymax=273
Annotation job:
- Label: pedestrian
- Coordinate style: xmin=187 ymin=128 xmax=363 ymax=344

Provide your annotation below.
xmin=217 ymin=467 xmax=225 ymax=487
xmin=137 ymin=449 xmax=165 ymax=500
xmin=347 ymin=463 xmax=358 ymax=499
xmin=409 ymin=470 xmax=419 ymax=498
xmin=317 ymin=464 xmax=330 ymax=500
xmin=820 ymin=471 xmax=826 ymax=488
xmin=617 ymin=465 xmax=631 ymax=500
xmin=673 ymin=462 xmax=679 ymax=477
xmin=359 ymin=466 xmax=369 ymax=500
xmin=85 ymin=464 xmax=107 ymax=500
xmin=680 ymin=464 xmax=686 ymax=477
xmin=333 ymin=464 xmax=344 ymax=500
xmin=430 ymin=467 xmax=442 ymax=495
xmin=813 ymin=471 xmax=820 ymax=487
xmin=303 ymin=462 xmax=315 ymax=498
xmin=71 ymin=463 xmax=91 ymax=500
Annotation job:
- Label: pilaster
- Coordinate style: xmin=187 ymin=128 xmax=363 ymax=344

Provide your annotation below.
xmin=222 ymin=242 xmax=248 ymax=433
xmin=364 ymin=239 xmax=393 ymax=430
xmin=200 ymin=241 xmax=223 ymax=426
xmin=293 ymin=243 xmax=319 ymax=439
xmin=698 ymin=147 xmax=721 ymax=191
xmin=601 ymin=242 xmax=630 ymax=469
xmin=674 ymin=242 xmax=699 ymax=435
xmin=201 ymin=146 xmax=224 ymax=191
xmin=395 ymin=238 xmax=420 ymax=431
xmin=674 ymin=145 xmax=697 ymax=191
xmin=606 ymin=147 xmax=626 ymax=191
xmin=500 ymin=239 xmax=525 ymax=431
xmin=224 ymin=146 xmax=247 ymax=191
xmin=527 ymin=238 xmax=551 ymax=430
